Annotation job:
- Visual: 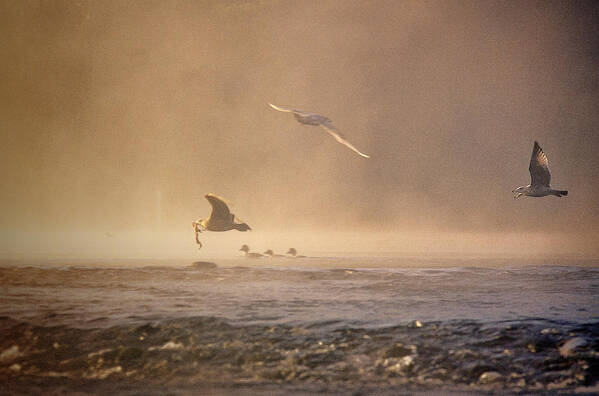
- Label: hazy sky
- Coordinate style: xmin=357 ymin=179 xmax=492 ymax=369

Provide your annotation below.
xmin=1 ymin=1 xmax=598 ymax=257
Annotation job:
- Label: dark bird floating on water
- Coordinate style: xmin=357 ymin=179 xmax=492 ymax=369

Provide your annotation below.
xmin=263 ymin=249 xmax=284 ymax=258
xmin=268 ymin=103 xmax=370 ymax=158
xmin=192 ymin=194 xmax=251 ymax=249
xmin=512 ymin=141 xmax=568 ymax=199
xmin=240 ymin=245 xmax=263 ymax=258
xmin=286 ymin=248 xmax=307 ymax=258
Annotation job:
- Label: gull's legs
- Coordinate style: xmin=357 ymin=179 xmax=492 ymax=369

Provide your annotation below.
xmin=192 ymin=221 xmax=203 ymax=249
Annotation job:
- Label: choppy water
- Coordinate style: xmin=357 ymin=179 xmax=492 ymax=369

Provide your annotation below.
xmin=1 ymin=257 xmax=598 ymax=394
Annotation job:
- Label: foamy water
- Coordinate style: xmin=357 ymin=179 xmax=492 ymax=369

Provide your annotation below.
xmin=1 ymin=257 xmax=598 ymax=393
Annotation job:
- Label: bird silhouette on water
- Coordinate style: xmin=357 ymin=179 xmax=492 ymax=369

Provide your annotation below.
xmin=240 ymin=245 xmax=263 ymax=258
xmin=286 ymin=248 xmax=307 ymax=258
xmin=263 ymin=249 xmax=285 ymax=257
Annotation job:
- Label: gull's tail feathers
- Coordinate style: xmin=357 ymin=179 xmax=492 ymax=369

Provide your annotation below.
xmin=234 ymin=223 xmax=251 ymax=231
xmin=551 ymin=190 xmax=568 ymax=197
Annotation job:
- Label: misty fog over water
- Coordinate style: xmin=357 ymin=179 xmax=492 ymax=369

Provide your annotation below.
xmin=1 ymin=1 xmax=599 ymax=258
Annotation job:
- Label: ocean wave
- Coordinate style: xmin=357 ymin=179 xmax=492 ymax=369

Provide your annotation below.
xmin=0 ymin=316 xmax=597 ymax=393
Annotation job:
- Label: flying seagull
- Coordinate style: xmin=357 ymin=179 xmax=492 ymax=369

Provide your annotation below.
xmin=192 ymin=193 xmax=251 ymax=249
xmin=268 ymin=103 xmax=370 ymax=158
xmin=512 ymin=141 xmax=568 ymax=199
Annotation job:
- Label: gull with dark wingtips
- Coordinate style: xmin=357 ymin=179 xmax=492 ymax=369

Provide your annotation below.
xmin=512 ymin=141 xmax=568 ymax=199
xmin=268 ymin=103 xmax=370 ymax=158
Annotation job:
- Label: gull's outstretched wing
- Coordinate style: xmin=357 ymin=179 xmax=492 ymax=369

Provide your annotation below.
xmin=320 ymin=122 xmax=370 ymax=158
xmin=205 ymin=193 xmax=232 ymax=221
xmin=529 ymin=141 xmax=551 ymax=187
xmin=270 ymin=103 xmax=370 ymax=158
xmin=269 ymin=103 xmax=317 ymax=118
xmin=269 ymin=103 xmax=301 ymax=114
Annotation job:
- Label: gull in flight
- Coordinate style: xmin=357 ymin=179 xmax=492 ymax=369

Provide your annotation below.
xmin=192 ymin=194 xmax=251 ymax=249
xmin=268 ymin=103 xmax=370 ymax=158
xmin=513 ymin=141 xmax=568 ymax=199
xmin=239 ymin=245 xmax=263 ymax=258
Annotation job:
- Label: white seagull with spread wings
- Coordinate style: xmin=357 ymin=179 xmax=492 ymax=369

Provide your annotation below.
xmin=512 ymin=141 xmax=568 ymax=199
xmin=192 ymin=193 xmax=251 ymax=249
xmin=268 ymin=103 xmax=370 ymax=158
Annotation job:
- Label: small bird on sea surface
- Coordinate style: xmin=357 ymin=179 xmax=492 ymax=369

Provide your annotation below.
xmin=263 ymin=249 xmax=285 ymax=258
xmin=268 ymin=103 xmax=370 ymax=158
xmin=192 ymin=194 xmax=251 ymax=249
xmin=240 ymin=245 xmax=263 ymax=258
xmin=512 ymin=141 xmax=568 ymax=199
xmin=286 ymin=248 xmax=307 ymax=258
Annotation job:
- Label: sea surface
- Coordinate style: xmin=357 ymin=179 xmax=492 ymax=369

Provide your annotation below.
xmin=0 ymin=256 xmax=598 ymax=394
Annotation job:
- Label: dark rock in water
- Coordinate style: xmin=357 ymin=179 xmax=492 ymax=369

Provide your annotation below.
xmin=464 ymin=362 xmax=498 ymax=380
xmin=383 ymin=343 xmax=413 ymax=358
xmin=525 ymin=333 xmax=557 ymax=353
xmin=191 ymin=261 xmax=217 ymax=270
xmin=141 ymin=266 xmax=172 ymax=270
xmin=118 ymin=346 xmax=144 ymax=363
